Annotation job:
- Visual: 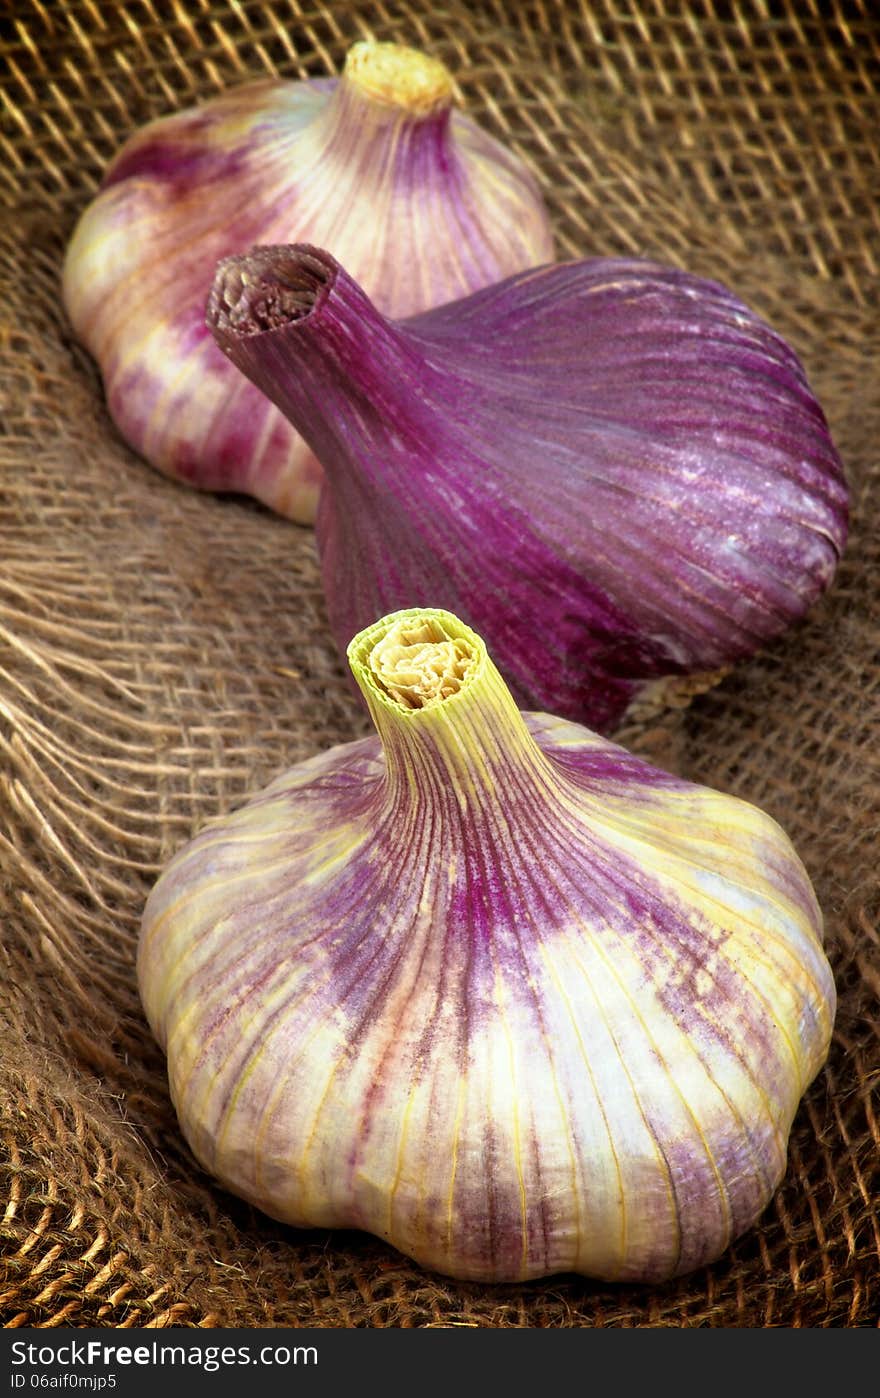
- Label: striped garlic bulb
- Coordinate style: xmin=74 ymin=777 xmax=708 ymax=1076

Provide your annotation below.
xmin=138 ymin=608 xmax=835 ymax=1283
xmin=62 ymin=41 xmax=553 ymax=524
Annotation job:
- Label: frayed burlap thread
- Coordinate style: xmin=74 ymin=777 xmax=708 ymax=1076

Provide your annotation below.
xmin=2 ymin=0 xmax=879 ymax=1327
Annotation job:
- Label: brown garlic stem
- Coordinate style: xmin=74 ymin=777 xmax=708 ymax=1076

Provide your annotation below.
xmin=209 ymin=248 xmax=333 ymax=337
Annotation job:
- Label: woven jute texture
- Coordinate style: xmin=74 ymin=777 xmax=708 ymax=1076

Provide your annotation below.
xmin=2 ymin=0 xmax=879 ymax=1328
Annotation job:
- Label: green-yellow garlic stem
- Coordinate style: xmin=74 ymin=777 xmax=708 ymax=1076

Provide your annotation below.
xmin=349 ymin=610 xmax=560 ymax=811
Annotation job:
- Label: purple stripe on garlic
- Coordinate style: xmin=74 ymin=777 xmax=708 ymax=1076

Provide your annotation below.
xmin=139 ymin=608 xmax=835 ymax=1283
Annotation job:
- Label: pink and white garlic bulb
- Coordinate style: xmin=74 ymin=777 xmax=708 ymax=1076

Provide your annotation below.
xmin=62 ymin=41 xmax=553 ymax=523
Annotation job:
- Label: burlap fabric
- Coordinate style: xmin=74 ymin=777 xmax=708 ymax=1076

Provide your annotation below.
xmin=2 ymin=0 xmax=878 ymax=1328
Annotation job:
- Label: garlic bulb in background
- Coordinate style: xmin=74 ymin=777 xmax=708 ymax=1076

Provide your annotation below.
xmin=139 ymin=607 xmax=835 ymax=1284
xmin=207 ymin=244 xmax=848 ymax=733
xmin=62 ymin=42 xmax=553 ymax=524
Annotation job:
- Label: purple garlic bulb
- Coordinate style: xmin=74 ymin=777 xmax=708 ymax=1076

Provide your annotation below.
xmin=139 ymin=607 xmax=835 ymax=1283
xmin=62 ymin=41 xmax=553 ymax=524
xmin=207 ymin=244 xmax=848 ymax=732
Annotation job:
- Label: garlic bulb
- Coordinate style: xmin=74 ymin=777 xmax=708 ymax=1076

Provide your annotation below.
xmin=139 ymin=607 xmax=835 ymax=1284
xmin=62 ymin=42 xmax=553 ymax=524
xmin=207 ymin=244 xmax=848 ymax=733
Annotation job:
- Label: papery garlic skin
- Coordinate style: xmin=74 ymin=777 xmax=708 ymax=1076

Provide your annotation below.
xmin=139 ymin=608 xmax=835 ymax=1284
xmin=62 ymin=42 xmax=553 ymax=524
xmin=207 ymin=244 xmax=848 ymax=732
